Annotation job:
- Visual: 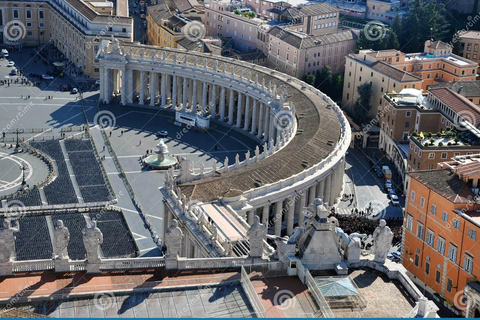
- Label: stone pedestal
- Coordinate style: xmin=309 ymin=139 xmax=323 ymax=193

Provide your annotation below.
xmin=54 ymin=259 xmax=71 ymax=273
xmin=345 ymin=238 xmax=361 ymax=263
xmin=86 ymin=260 xmax=101 ymax=274
xmin=165 ymin=257 xmax=178 ymax=270
xmin=0 ymin=262 xmax=13 ymax=276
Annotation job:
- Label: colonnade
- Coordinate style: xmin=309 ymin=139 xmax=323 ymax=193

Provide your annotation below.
xmin=100 ymin=67 xmax=283 ymax=143
xmin=245 ymin=160 xmax=345 ymax=237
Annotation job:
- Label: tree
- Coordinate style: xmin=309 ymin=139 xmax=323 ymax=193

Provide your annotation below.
xmin=332 ymin=73 xmax=344 ymax=100
xmin=302 ymin=74 xmax=315 ymax=85
xmin=317 ymin=65 xmax=333 ymax=96
xmin=353 ymin=82 xmax=373 ymax=124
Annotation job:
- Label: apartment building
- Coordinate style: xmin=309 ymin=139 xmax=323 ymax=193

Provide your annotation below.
xmin=458 ymin=30 xmax=480 ymax=75
xmin=343 ymin=40 xmax=478 ymax=117
xmin=403 ymin=159 xmax=480 ymax=316
xmin=204 ymin=0 xmax=269 ymax=54
xmin=379 ymin=87 xmax=480 ymax=187
xmin=268 ymin=26 xmax=356 ymax=77
xmin=366 ymin=0 xmax=406 ymax=24
xmin=0 ymin=0 xmax=133 ymax=77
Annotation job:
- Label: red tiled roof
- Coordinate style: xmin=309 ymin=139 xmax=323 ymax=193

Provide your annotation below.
xmin=429 ymin=87 xmax=480 ymax=128
xmin=408 ymin=169 xmax=474 ymax=204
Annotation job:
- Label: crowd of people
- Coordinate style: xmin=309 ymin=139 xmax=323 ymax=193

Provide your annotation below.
xmin=334 ymin=214 xmax=403 ymax=246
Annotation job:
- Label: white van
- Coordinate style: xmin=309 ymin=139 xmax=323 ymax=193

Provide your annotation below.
xmin=1 ymin=49 xmax=9 ymax=58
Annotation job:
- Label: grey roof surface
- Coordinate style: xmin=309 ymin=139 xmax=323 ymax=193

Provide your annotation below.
xmin=268 ymin=27 xmax=356 ymax=49
xmin=428 ymin=80 xmax=480 ymax=98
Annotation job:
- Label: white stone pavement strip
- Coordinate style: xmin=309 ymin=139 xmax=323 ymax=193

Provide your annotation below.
xmin=89 ymin=126 xmax=157 ymax=253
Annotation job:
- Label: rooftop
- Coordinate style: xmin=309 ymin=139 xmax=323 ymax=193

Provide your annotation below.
xmin=268 ymin=26 xmax=356 ymax=49
xmin=429 ymin=87 xmax=480 ymax=128
xmin=408 ymin=169 xmax=474 ymax=204
xmin=370 ymin=60 xmax=422 ymax=83
xmin=428 ymin=80 xmax=480 ymax=98
xmin=458 ymin=30 xmax=480 ymax=40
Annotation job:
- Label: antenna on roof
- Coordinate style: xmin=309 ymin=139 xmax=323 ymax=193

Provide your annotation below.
xmin=430 ymin=28 xmax=433 ymax=41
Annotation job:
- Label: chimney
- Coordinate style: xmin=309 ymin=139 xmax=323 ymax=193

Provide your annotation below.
xmin=457 ymin=86 xmax=463 ymax=94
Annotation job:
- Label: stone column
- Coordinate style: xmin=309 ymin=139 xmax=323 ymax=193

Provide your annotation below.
xmin=324 ymin=174 xmax=332 ymax=207
xmin=228 ymin=89 xmax=235 ymax=124
xmin=262 ymin=205 xmax=269 ymax=225
xmin=192 ymin=80 xmax=198 ymax=111
xmin=202 ymin=81 xmax=208 ymax=114
xmin=166 ymin=74 xmax=171 ymax=100
xmin=297 ymin=192 xmax=306 ymax=226
xmin=139 ymin=71 xmax=145 ymax=105
xmin=329 ymin=169 xmax=337 ymax=206
xmin=220 ymin=87 xmax=226 ymax=120
xmin=257 ymin=103 xmax=264 ymax=139
xmin=317 ymin=179 xmax=325 ymax=201
xmin=269 ymin=111 xmax=275 ymax=143
xmin=250 ymin=100 xmax=258 ymax=135
xmin=211 ymin=84 xmax=217 ymax=118
xmin=243 ymin=95 xmax=250 ymax=131
xmin=274 ymin=200 xmax=283 ymax=236
xmin=161 ymin=73 xmax=167 ymax=107
xmin=236 ymin=93 xmax=243 ymax=127
xmin=308 ymin=185 xmax=316 ymax=206
xmin=287 ymin=196 xmax=295 ymax=236
xmin=121 ymin=68 xmax=127 ymax=105
xmin=127 ymin=68 xmax=134 ymax=104
xmin=263 ymin=106 xmax=270 ymax=141
xmin=247 ymin=210 xmax=254 ymax=226
xmin=172 ymin=75 xmax=177 ymax=108
xmin=183 ymin=77 xmax=188 ymax=110
xmin=150 ymin=72 xmax=156 ymax=106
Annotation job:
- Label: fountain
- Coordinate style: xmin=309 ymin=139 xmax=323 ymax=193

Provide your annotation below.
xmin=143 ymin=139 xmax=178 ymax=170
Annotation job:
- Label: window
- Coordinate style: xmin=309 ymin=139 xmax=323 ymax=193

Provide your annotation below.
xmin=406 ymin=214 xmax=413 ymax=231
xmin=437 ymin=237 xmax=445 ymax=255
xmin=425 ymin=262 xmax=430 ymax=275
xmin=411 ymin=190 xmax=415 ymax=201
xmin=13 ymin=9 xmax=19 ymax=18
xmin=417 ymin=222 xmax=424 ymax=239
xmin=441 ymin=211 xmax=448 ymax=222
xmin=452 ymin=218 xmax=460 ymax=230
xmin=430 ymin=204 xmax=436 ymax=215
xmin=420 ymin=197 xmax=425 ymax=207
xmin=414 ymin=254 xmax=420 ymax=267
xmin=39 ymin=10 xmax=44 ymax=19
xmin=406 ymin=111 xmax=411 ymax=117
xmin=435 ymin=270 xmax=441 ymax=283
xmin=426 ymin=229 xmax=435 ymax=247
xmin=468 ymin=228 xmax=477 ymax=240
xmin=26 ymin=10 xmax=32 ymax=19
xmin=429 ymin=153 xmax=435 ymax=159
xmin=448 ymin=244 xmax=458 ymax=263
xmin=405 ymin=121 xmax=410 ymax=128
xmin=447 ymin=279 xmax=453 ymax=292
xmin=464 ymin=254 xmax=474 ymax=273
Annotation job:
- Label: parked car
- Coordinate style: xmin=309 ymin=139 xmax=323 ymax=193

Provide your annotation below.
xmin=9 ymin=69 xmax=17 ymax=76
xmin=385 ymin=179 xmax=393 ymax=190
xmin=388 ymin=189 xmax=396 ymax=198
xmin=42 ymin=74 xmax=54 ymax=80
xmin=6 ymin=61 xmax=14 ymax=67
xmin=1 ymin=49 xmax=9 ymax=58
xmin=391 ymin=194 xmax=400 ymax=206
xmin=70 ymin=88 xmax=78 ymax=94
xmin=95 ymin=79 xmax=101 ymax=85
xmin=140 ymin=13 xmax=146 ymax=19
xmin=156 ymin=130 xmax=168 ymax=138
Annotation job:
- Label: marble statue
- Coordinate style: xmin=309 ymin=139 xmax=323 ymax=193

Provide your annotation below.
xmin=372 ymin=219 xmax=394 ymax=264
xmin=165 ymin=219 xmax=184 ymax=257
xmin=212 ymin=161 xmax=217 ymax=173
xmin=224 ymin=240 xmax=233 ymax=256
xmin=82 ymin=220 xmax=103 ymax=262
xmin=245 ymin=150 xmax=250 ymax=161
xmin=224 ymin=157 xmax=229 ymax=171
xmin=199 ymin=163 xmax=204 ymax=176
xmin=54 ymin=220 xmax=70 ymax=260
xmin=255 ymin=146 xmax=260 ymax=158
xmin=235 ymin=154 xmax=240 ymax=165
xmin=0 ymin=220 xmax=19 ymax=263
xmin=247 ymin=216 xmax=266 ymax=257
